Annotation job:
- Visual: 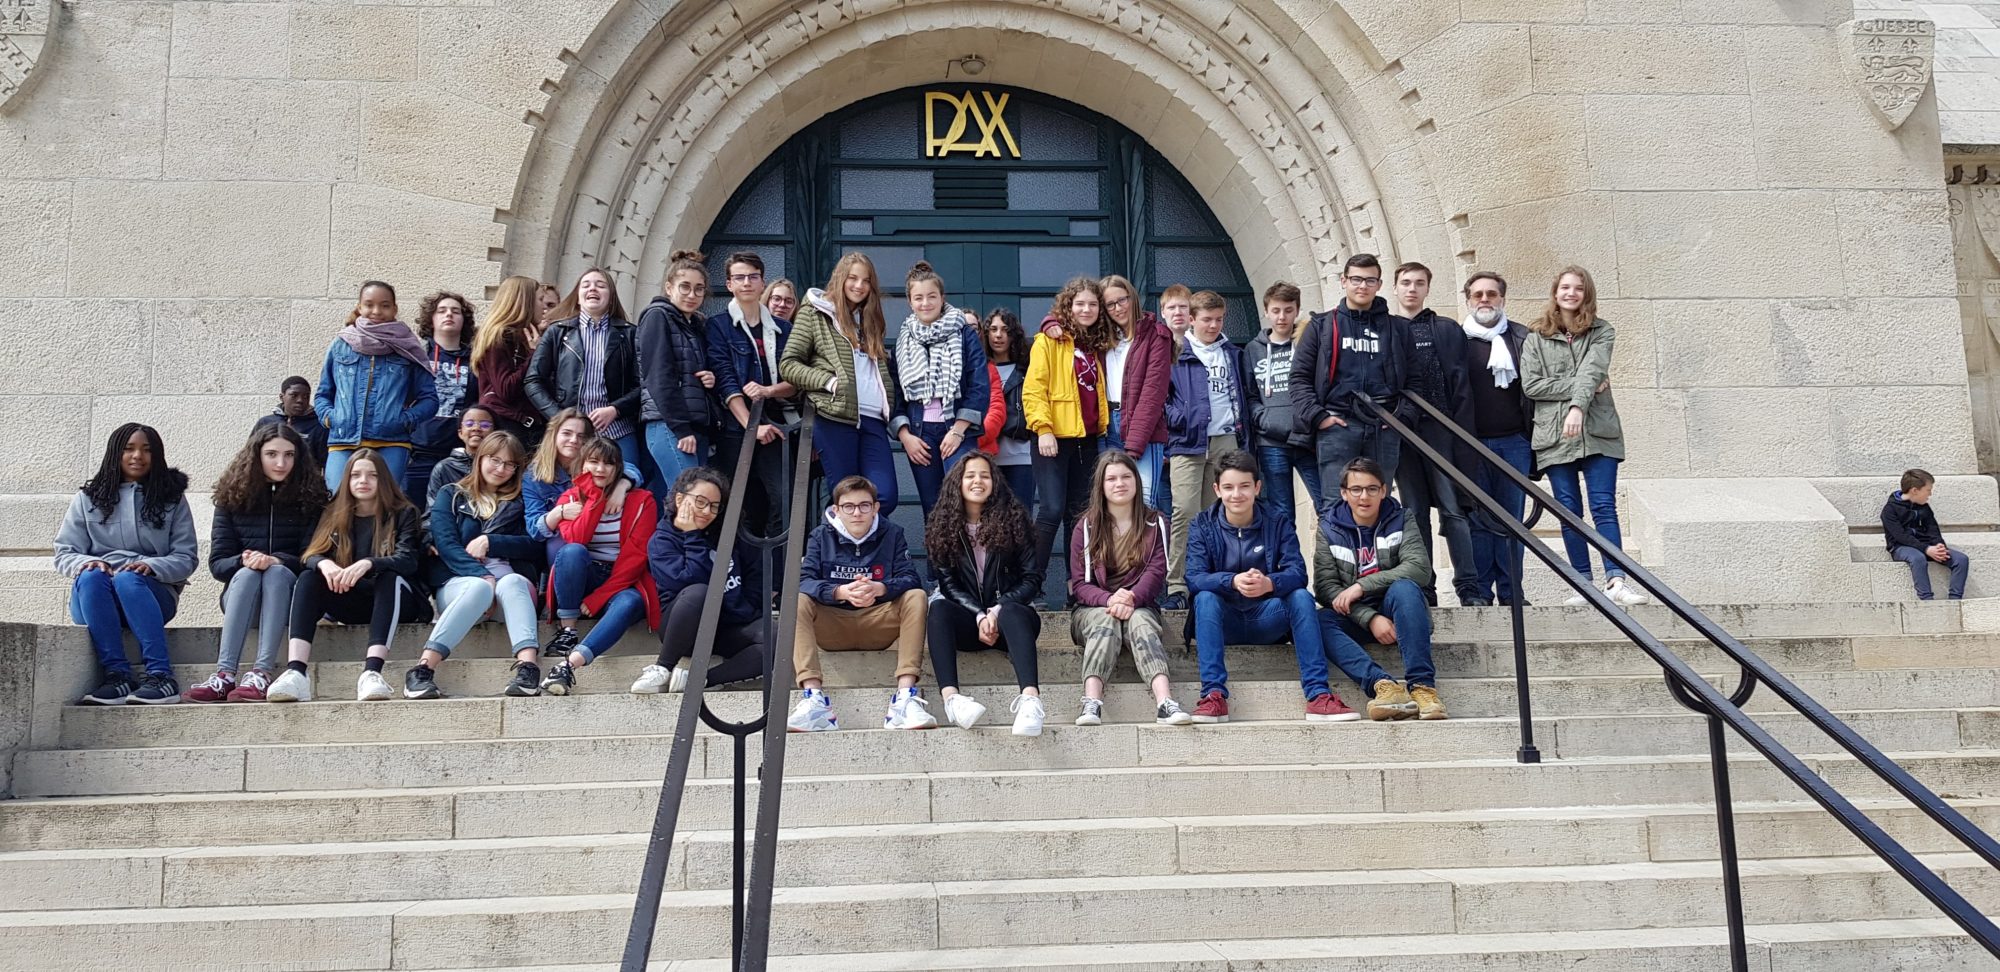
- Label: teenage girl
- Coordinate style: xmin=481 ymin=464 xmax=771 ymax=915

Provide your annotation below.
xmin=539 ymin=437 xmax=661 ymax=693
xmin=1098 ymin=275 xmax=1173 ymax=513
xmin=762 ymin=277 xmax=799 ymax=322
xmin=527 ymin=267 xmax=645 ymax=473
xmin=315 ymin=281 xmax=437 ymax=491
xmin=267 ymin=448 xmax=430 ymax=703
xmin=633 ymin=467 xmax=768 ymax=694
xmin=980 ymin=308 xmax=1037 ymax=509
xmin=1069 ymin=451 xmax=1191 ymax=726
xmin=635 ymin=251 xmax=720 ymax=489
xmin=471 ymin=275 xmax=546 ymax=447
xmin=780 ymin=252 xmax=907 ymax=511
xmin=407 ymin=432 xmax=547 ymax=699
xmin=895 ymin=261 xmax=991 ymax=517
xmin=1023 ymin=276 xmax=1112 ymax=586
xmin=190 ymin=423 xmax=328 ymax=703
xmin=56 ymin=423 xmax=199 ymax=705
xmin=925 ymin=453 xmax=1046 ymax=736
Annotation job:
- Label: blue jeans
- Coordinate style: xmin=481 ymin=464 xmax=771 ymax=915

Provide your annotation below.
xmin=1312 ymin=419 xmax=1400 ymax=518
xmin=643 ymin=422 xmax=704 ymax=497
xmin=1256 ymin=445 xmax=1323 ymax=525
xmin=1891 ymin=545 xmax=1971 ymax=600
xmin=907 ymin=418 xmax=975 ymax=518
xmin=1191 ymin=588 xmax=1329 ymax=700
xmin=1545 ymin=454 xmax=1625 ymax=581
xmin=816 ymin=415 xmax=899 ymax=513
xmin=550 ymin=544 xmax=648 ymax=661
xmin=1468 ymin=433 xmax=1533 ymax=602
xmin=71 ymin=570 xmax=178 ymax=679
xmin=999 ymin=462 xmax=1036 ymax=512
xmin=1317 ymin=578 xmax=1436 ymax=693
xmin=1108 ymin=407 xmax=1169 ymax=515
xmin=325 ymin=445 xmax=409 ymax=493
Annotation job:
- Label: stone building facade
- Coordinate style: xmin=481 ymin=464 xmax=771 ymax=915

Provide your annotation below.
xmin=4 ymin=0 xmax=1999 ymax=609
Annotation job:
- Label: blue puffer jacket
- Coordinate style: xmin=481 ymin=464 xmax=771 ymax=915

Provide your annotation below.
xmin=1165 ymin=336 xmax=1249 ymax=456
xmin=1184 ymin=500 xmax=1308 ymax=610
xmin=314 ymin=339 xmax=438 ymax=448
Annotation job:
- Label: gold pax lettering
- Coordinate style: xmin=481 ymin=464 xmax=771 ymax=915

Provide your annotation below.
xmin=924 ymin=90 xmax=1020 ymax=159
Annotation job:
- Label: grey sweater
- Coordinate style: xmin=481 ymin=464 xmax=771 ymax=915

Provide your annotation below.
xmin=53 ymin=484 xmax=200 ymax=593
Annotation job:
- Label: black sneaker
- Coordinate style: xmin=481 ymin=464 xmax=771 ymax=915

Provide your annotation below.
xmin=542 ymin=627 xmax=581 ymax=658
xmin=80 ymin=676 xmax=137 ymax=705
xmin=1159 ymin=592 xmax=1188 ymax=611
xmin=505 ymin=661 xmax=542 ymax=697
xmin=404 ymin=665 xmax=442 ymax=700
xmin=130 ymin=674 xmax=180 ymax=705
xmin=539 ymin=662 xmax=574 ymax=696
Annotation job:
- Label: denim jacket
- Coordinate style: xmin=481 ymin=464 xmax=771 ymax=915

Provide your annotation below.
xmin=314 ymin=339 xmax=438 ymax=448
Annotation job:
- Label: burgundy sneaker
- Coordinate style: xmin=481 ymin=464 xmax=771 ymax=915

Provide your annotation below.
xmin=225 ymin=669 xmax=271 ymax=702
xmin=1191 ymin=690 xmax=1230 ymax=724
xmin=184 ymin=671 xmax=235 ymax=704
xmin=1305 ymin=693 xmax=1361 ymax=723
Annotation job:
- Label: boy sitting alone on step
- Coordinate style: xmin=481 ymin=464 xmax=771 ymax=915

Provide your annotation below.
xmin=1883 ymin=468 xmax=1970 ymax=601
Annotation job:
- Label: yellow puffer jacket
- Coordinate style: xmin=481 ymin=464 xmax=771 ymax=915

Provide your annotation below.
xmin=1022 ymin=319 xmax=1109 ymax=440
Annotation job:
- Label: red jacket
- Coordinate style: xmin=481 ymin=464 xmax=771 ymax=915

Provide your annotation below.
xmin=544 ymin=487 xmax=662 ymax=630
xmin=1117 ymin=313 xmax=1174 ymax=449
xmin=977 ymin=362 xmax=1006 ymax=454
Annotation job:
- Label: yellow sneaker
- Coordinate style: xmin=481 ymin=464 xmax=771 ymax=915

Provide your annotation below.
xmin=1367 ymin=679 xmax=1417 ymax=721
xmin=1410 ymin=684 xmax=1448 ymax=721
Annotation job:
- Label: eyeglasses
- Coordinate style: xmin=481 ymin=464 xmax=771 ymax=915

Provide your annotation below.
xmin=485 ymin=458 xmax=521 ymax=471
xmin=728 ymin=273 xmax=764 ymax=284
xmin=836 ymin=501 xmax=877 ymax=515
xmin=1105 ymin=296 xmax=1131 ymax=310
xmin=1342 ymin=484 xmax=1385 ymax=497
xmin=1344 ymin=276 xmax=1382 ymax=287
xmin=461 ymin=419 xmax=494 ymax=430
xmin=1467 ymin=290 xmax=1502 ymax=300
xmin=679 ymin=494 xmax=721 ymax=514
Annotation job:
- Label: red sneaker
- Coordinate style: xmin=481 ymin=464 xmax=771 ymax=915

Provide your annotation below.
xmin=1305 ymin=693 xmax=1361 ymax=723
xmin=1190 ymin=690 xmax=1230 ymax=724
xmin=184 ymin=671 xmax=235 ymax=704
xmin=225 ymin=669 xmax=271 ymax=702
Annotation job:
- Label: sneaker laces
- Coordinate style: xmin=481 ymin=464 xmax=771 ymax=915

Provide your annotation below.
xmin=198 ymin=672 xmax=231 ymax=692
xmin=1158 ymin=698 xmax=1183 ymax=715
xmin=240 ymin=670 xmax=270 ymax=690
xmin=1010 ymin=694 xmax=1040 ymax=713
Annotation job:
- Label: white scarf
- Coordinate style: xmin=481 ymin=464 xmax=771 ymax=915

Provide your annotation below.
xmin=896 ymin=306 xmax=966 ymax=404
xmin=1460 ymin=311 xmax=1517 ymax=388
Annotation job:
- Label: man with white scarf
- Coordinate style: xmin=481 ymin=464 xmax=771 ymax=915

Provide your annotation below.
xmin=1458 ymin=270 xmax=1537 ymax=607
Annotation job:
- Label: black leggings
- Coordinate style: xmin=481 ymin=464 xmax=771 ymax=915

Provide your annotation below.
xmin=926 ymin=599 xmax=1041 ymax=692
xmin=657 ymin=584 xmax=767 ymax=687
xmin=1032 ymin=436 xmax=1098 ymax=576
xmin=289 ymin=571 xmax=430 ymax=645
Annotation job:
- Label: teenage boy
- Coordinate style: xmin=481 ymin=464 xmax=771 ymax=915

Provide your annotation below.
xmin=1160 ymin=284 xmax=1193 ymax=350
xmin=1164 ymin=291 xmax=1250 ymax=609
xmin=1884 ymin=469 xmax=1972 ymax=601
xmin=1389 ymin=262 xmax=1477 ymax=607
xmin=1315 ymin=457 xmax=1445 ymax=721
xmin=706 ymin=251 xmax=795 ymax=541
xmin=1186 ymin=450 xmax=1360 ymax=724
xmin=1290 ymin=253 xmax=1414 ymax=517
xmin=1245 ymin=281 xmax=1323 ymax=522
xmin=254 ymin=376 xmax=329 ymax=471
xmin=424 ymin=406 xmax=495 ymax=506
xmin=1459 ymin=270 xmax=1535 ymax=606
xmin=790 ymin=476 xmax=934 ymax=731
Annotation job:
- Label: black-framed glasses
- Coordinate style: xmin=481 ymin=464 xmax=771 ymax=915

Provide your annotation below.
xmin=485 ymin=457 xmax=521 ymax=471
xmin=836 ymin=501 xmax=877 ymax=515
xmin=1342 ymin=484 xmax=1385 ymax=496
xmin=1344 ymin=275 xmax=1382 ymax=287
xmin=1105 ymin=296 xmax=1132 ymax=310
xmin=727 ymin=273 xmax=764 ymax=284
xmin=679 ymin=493 xmax=722 ymax=514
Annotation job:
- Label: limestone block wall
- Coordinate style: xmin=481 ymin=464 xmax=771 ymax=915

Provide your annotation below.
xmin=0 ymin=0 xmax=1984 ymax=608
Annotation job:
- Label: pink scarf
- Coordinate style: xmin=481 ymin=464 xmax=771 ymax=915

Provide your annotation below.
xmin=339 ymin=319 xmax=429 ymax=370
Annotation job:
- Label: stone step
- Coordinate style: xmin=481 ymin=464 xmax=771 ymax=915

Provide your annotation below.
xmin=61 ymin=665 xmax=1998 ymax=749
xmin=1850 ymin=531 xmax=2000 ymax=564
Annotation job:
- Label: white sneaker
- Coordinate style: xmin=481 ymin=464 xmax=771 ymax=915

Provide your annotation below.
xmin=1563 ymin=588 xmax=1590 ymax=607
xmin=884 ymin=689 xmax=938 ymax=730
xmin=786 ymin=689 xmax=838 ymax=732
xmin=355 ymin=670 xmax=392 ymax=702
xmin=267 ymin=668 xmax=312 ymax=703
xmin=668 ymin=666 xmax=688 ymax=694
xmin=1010 ymin=694 xmax=1045 ymax=737
xmin=1606 ymin=577 xmax=1650 ymax=607
xmin=943 ymin=693 xmax=986 ymax=729
xmin=630 ymin=665 xmax=673 ymax=694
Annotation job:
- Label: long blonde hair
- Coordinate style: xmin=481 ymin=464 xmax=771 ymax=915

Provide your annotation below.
xmin=825 ymin=251 xmax=888 ymax=361
xmin=305 ymin=448 xmax=412 ymax=565
xmin=472 ymin=275 xmax=542 ymax=366
xmin=1529 ymin=265 xmax=1600 ymax=339
xmin=529 ymin=408 xmax=591 ymax=484
xmin=455 ymin=432 xmax=526 ymax=520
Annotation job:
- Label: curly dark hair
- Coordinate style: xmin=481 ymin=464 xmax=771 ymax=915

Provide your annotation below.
xmin=81 ymin=423 xmax=189 ymax=529
xmin=1052 ymin=275 xmax=1115 ymax=355
xmin=670 ymin=466 xmax=732 ymax=542
xmin=925 ymin=452 xmax=1032 ymax=569
xmin=416 ymin=290 xmax=477 ymax=343
xmin=981 ymin=307 xmax=1026 ymax=364
xmin=212 ymin=423 xmax=329 ymax=518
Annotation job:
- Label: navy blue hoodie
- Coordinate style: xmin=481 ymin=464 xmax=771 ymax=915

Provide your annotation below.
xmin=648 ymin=521 xmax=762 ymax=625
xmin=1881 ymin=490 xmax=1944 ymax=552
xmin=800 ymin=510 xmax=923 ymax=607
xmin=1184 ymin=500 xmax=1308 ymax=609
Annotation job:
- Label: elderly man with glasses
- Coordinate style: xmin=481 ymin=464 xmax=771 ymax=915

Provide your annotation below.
xmin=1287 ymin=253 xmax=1417 ymax=518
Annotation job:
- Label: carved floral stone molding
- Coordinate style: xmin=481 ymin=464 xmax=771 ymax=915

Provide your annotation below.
xmin=1838 ymin=17 xmax=1934 ymax=130
xmin=1972 ymin=186 xmax=2000 ymax=265
xmin=0 ymin=0 xmax=57 ymax=111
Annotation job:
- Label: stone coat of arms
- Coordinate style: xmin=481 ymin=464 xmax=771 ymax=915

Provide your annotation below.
xmin=0 ymin=0 xmax=57 ymax=111
xmin=1839 ymin=18 xmax=1935 ymax=130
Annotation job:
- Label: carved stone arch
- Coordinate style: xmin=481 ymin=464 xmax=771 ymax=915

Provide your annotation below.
xmin=505 ymin=0 xmax=1443 ymax=308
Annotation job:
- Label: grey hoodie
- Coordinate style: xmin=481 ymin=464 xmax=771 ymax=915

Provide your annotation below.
xmin=1245 ymin=329 xmax=1308 ymax=449
xmin=53 ymin=484 xmax=200 ymax=593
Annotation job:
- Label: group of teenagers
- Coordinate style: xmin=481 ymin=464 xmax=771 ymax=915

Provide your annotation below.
xmin=54 ymin=247 xmax=1647 ymax=737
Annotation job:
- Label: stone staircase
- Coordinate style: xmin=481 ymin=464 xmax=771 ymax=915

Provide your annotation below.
xmin=4 ymin=601 xmax=2000 ymax=969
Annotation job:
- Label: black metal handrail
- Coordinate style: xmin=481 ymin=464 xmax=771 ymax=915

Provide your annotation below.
xmin=621 ymin=399 xmax=815 ymax=971
xmin=1356 ymin=392 xmax=2000 ymax=967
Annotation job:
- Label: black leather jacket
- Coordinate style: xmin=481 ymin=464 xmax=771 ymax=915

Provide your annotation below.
xmin=933 ymin=536 xmax=1042 ymax=613
xmin=525 ymin=315 xmax=644 ymax=421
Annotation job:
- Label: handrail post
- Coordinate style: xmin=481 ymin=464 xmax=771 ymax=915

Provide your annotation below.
xmin=1505 ymin=552 xmax=1540 ymax=764
xmin=1706 ymin=714 xmax=1750 ymax=972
